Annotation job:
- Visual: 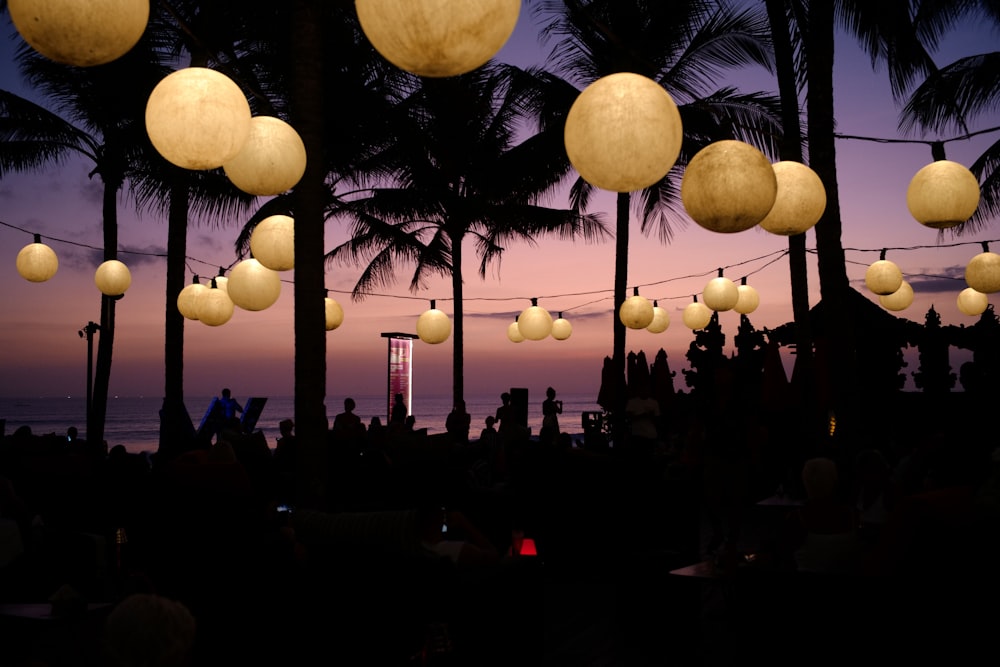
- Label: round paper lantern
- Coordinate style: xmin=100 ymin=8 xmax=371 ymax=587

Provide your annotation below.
xmin=176 ymin=277 xmax=207 ymax=320
xmin=416 ymin=304 xmax=451 ymax=344
xmin=619 ymin=292 xmax=655 ymax=329
xmin=551 ymin=313 xmax=573 ymax=340
xmin=683 ymin=300 xmax=712 ymax=330
xmin=145 ymin=67 xmax=252 ymax=171
xmin=907 ymin=160 xmax=980 ymax=229
xmin=250 ymin=215 xmax=295 ymax=271
xmin=507 ymin=319 xmax=524 ymax=343
xmin=865 ymin=259 xmax=903 ymax=296
xmin=214 ymin=274 xmax=229 ymax=293
xmin=965 ymin=251 xmax=1000 ymax=294
xmin=325 ymin=297 xmax=344 ymax=331
xmin=734 ymin=284 xmax=760 ymax=315
xmin=8 ymin=0 xmax=148 ymax=67
xmin=518 ymin=301 xmax=553 ymax=340
xmin=702 ymin=276 xmax=739 ymax=312
xmin=759 ymin=161 xmax=826 ymax=236
xmin=95 ymin=259 xmax=131 ymax=296
xmin=879 ymin=281 xmax=914 ymax=312
xmin=957 ymin=287 xmax=988 ymax=316
xmin=197 ymin=283 xmax=234 ymax=327
xmin=564 ymin=72 xmax=683 ymax=193
xmin=16 ymin=236 xmax=58 ymax=282
xmin=646 ymin=302 xmax=670 ymax=334
xmin=223 ymin=116 xmax=307 ymax=195
xmin=681 ymin=140 xmax=777 ymax=233
xmin=227 ymin=258 xmax=281 ymax=311
xmin=355 ymin=0 xmax=520 ymax=78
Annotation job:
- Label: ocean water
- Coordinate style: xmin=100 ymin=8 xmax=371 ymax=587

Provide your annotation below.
xmin=0 ymin=392 xmax=603 ymax=456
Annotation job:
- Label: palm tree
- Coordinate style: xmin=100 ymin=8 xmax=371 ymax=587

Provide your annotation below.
xmin=534 ymin=0 xmax=782 ymax=424
xmin=326 ymin=62 xmax=609 ymax=408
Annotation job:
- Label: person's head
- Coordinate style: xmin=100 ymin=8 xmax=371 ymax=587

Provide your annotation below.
xmin=802 ymin=457 xmax=839 ymax=501
xmin=222 ymin=388 xmax=231 ymax=399
xmin=279 ymin=419 xmax=294 ymax=437
xmin=546 ymin=387 xmax=556 ymax=399
xmin=344 ymin=397 xmax=356 ymax=412
xmin=370 ymin=416 xmax=382 ymax=428
xmin=501 ymin=392 xmax=510 ymax=405
xmin=394 ymin=393 xmax=404 ymax=404
xmin=67 ymin=426 xmax=78 ymax=440
xmin=405 ymin=415 xmax=416 ymax=428
xmin=104 ymin=593 xmax=196 ymax=667
xmin=485 ymin=415 xmax=495 ymax=428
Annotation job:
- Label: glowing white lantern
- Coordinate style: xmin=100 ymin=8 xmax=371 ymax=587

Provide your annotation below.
xmin=865 ymin=259 xmax=903 ymax=296
xmin=507 ymin=318 xmax=524 ymax=343
xmin=8 ymin=0 xmax=148 ymax=67
xmin=734 ymin=283 xmax=760 ymax=315
xmin=325 ymin=297 xmax=344 ymax=331
xmin=198 ymin=280 xmax=234 ymax=327
xmin=907 ymin=160 xmax=980 ymax=229
xmin=564 ymin=72 xmax=683 ymax=193
xmin=95 ymin=259 xmax=131 ymax=296
xmin=551 ymin=313 xmax=573 ymax=340
xmin=145 ymin=67 xmax=252 ymax=171
xmin=250 ymin=215 xmax=295 ymax=271
xmin=965 ymin=250 xmax=1000 ymax=294
xmin=16 ymin=235 xmax=58 ymax=282
xmin=646 ymin=301 xmax=670 ymax=334
xmin=681 ymin=140 xmax=777 ymax=233
xmin=223 ymin=116 xmax=307 ymax=196
xmin=957 ymin=288 xmax=988 ymax=316
xmin=214 ymin=273 xmax=229 ymax=293
xmin=619 ymin=290 xmax=655 ymax=329
xmin=227 ymin=258 xmax=281 ymax=311
xmin=416 ymin=301 xmax=451 ymax=344
xmin=879 ymin=281 xmax=914 ymax=312
xmin=683 ymin=298 xmax=712 ymax=330
xmin=759 ymin=161 xmax=826 ymax=236
xmin=355 ymin=0 xmax=520 ymax=78
xmin=176 ymin=276 xmax=207 ymax=320
xmin=518 ymin=299 xmax=553 ymax=340
xmin=702 ymin=275 xmax=739 ymax=312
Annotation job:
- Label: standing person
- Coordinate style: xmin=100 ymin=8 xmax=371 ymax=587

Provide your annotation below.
xmin=332 ymin=398 xmax=365 ymax=440
xmin=446 ymin=400 xmax=472 ymax=445
xmin=495 ymin=392 xmax=512 ymax=436
xmin=390 ymin=393 xmax=408 ymax=429
xmin=540 ymin=387 xmax=563 ymax=445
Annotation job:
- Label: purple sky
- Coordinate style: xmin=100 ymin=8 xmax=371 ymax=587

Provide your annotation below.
xmin=1 ymin=8 xmax=998 ymax=402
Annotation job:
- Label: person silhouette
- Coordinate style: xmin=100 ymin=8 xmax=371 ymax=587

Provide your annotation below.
xmin=219 ymin=388 xmax=243 ymax=420
xmin=446 ymin=400 xmax=472 ymax=444
xmin=540 ymin=386 xmax=563 ymax=445
xmin=390 ymin=393 xmax=408 ymax=428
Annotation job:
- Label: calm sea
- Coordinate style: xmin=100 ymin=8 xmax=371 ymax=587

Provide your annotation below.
xmin=0 ymin=392 xmax=603 ymax=456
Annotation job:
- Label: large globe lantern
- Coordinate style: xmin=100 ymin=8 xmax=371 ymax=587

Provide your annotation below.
xmin=416 ymin=300 xmax=451 ymax=344
xmin=250 ymin=215 xmax=295 ymax=272
xmin=94 ymin=259 xmax=131 ymax=296
xmin=223 ymin=116 xmax=307 ymax=196
xmin=197 ymin=279 xmax=234 ymax=327
xmin=619 ymin=288 xmax=655 ymax=329
xmin=957 ymin=288 xmax=988 ymax=316
xmin=227 ymin=258 xmax=281 ymax=311
xmin=965 ymin=245 xmax=1000 ymax=294
xmin=16 ymin=234 xmax=58 ymax=283
xmin=519 ymin=298 xmax=553 ymax=340
xmin=865 ymin=255 xmax=903 ymax=296
xmin=507 ymin=317 xmax=524 ymax=343
xmin=879 ymin=281 xmax=914 ymax=312
xmin=682 ymin=296 xmax=713 ymax=330
xmin=759 ymin=161 xmax=826 ymax=236
xmin=325 ymin=296 xmax=345 ymax=331
xmin=176 ymin=276 xmax=207 ymax=320
xmin=907 ymin=160 xmax=980 ymax=230
xmin=702 ymin=272 xmax=739 ymax=312
xmin=646 ymin=301 xmax=670 ymax=334
xmin=551 ymin=312 xmax=573 ymax=340
xmin=734 ymin=280 xmax=760 ymax=315
xmin=681 ymin=140 xmax=777 ymax=233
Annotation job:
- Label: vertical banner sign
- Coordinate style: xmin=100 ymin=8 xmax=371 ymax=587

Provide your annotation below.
xmin=382 ymin=332 xmax=418 ymax=423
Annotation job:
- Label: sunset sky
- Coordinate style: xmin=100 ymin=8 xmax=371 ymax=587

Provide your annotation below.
xmin=1 ymin=6 xmax=998 ymax=403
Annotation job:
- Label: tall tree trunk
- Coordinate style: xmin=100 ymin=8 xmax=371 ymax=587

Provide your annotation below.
xmin=158 ymin=171 xmax=191 ymax=462
xmin=451 ymin=230 xmax=465 ymax=409
xmin=89 ymin=180 xmax=120 ymax=451
xmin=611 ymin=191 xmax=629 ymax=443
xmin=291 ymin=0 xmax=328 ymax=509
xmin=807 ymin=0 xmax=858 ymax=439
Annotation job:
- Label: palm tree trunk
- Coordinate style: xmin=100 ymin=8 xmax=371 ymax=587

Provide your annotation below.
xmin=451 ymin=230 xmax=465 ymax=408
xmin=291 ymin=0 xmax=328 ymax=509
xmin=611 ymin=191 xmax=629 ymax=444
xmin=90 ymin=180 xmax=119 ymax=451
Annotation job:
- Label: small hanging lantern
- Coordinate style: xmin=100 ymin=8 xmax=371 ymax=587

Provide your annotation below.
xmin=957 ymin=287 xmax=988 ymax=316
xmin=176 ymin=275 xmax=207 ymax=320
xmin=646 ymin=301 xmax=670 ymax=334
xmin=564 ymin=72 xmax=683 ymax=193
xmin=879 ymin=280 xmax=914 ymax=312
xmin=8 ymin=0 xmax=149 ymax=67
xmin=683 ymin=295 xmax=712 ymax=330
xmin=214 ymin=267 xmax=229 ymax=293
xmin=145 ymin=67 xmax=252 ymax=171
xmin=965 ymin=243 xmax=1000 ymax=294
xmin=551 ymin=312 xmax=572 ymax=341
xmin=907 ymin=160 xmax=980 ymax=229
xmin=507 ymin=316 xmax=524 ymax=343
xmin=95 ymin=259 xmax=131 ymax=296
xmin=355 ymin=0 xmax=520 ymax=78
xmin=759 ymin=161 xmax=826 ymax=236
xmin=16 ymin=234 xmax=58 ymax=283
xmin=250 ymin=214 xmax=295 ymax=271
xmin=416 ymin=300 xmax=451 ymax=344
xmin=198 ymin=278 xmax=234 ymax=327
xmin=223 ymin=116 xmax=307 ymax=196
xmin=619 ymin=287 xmax=655 ymax=329
xmin=681 ymin=140 xmax=777 ymax=234
xmin=325 ymin=294 xmax=345 ymax=331
xmin=865 ymin=250 xmax=903 ymax=296
xmin=702 ymin=270 xmax=739 ymax=312
xmin=518 ymin=298 xmax=553 ymax=340
xmin=227 ymin=258 xmax=281 ymax=311
xmin=734 ymin=278 xmax=760 ymax=315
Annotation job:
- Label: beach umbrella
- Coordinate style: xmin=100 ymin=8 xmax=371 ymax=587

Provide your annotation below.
xmin=649 ymin=348 xmax=675 ymax=412
xmin=597 ymin=356 xmax=625 ymax=412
